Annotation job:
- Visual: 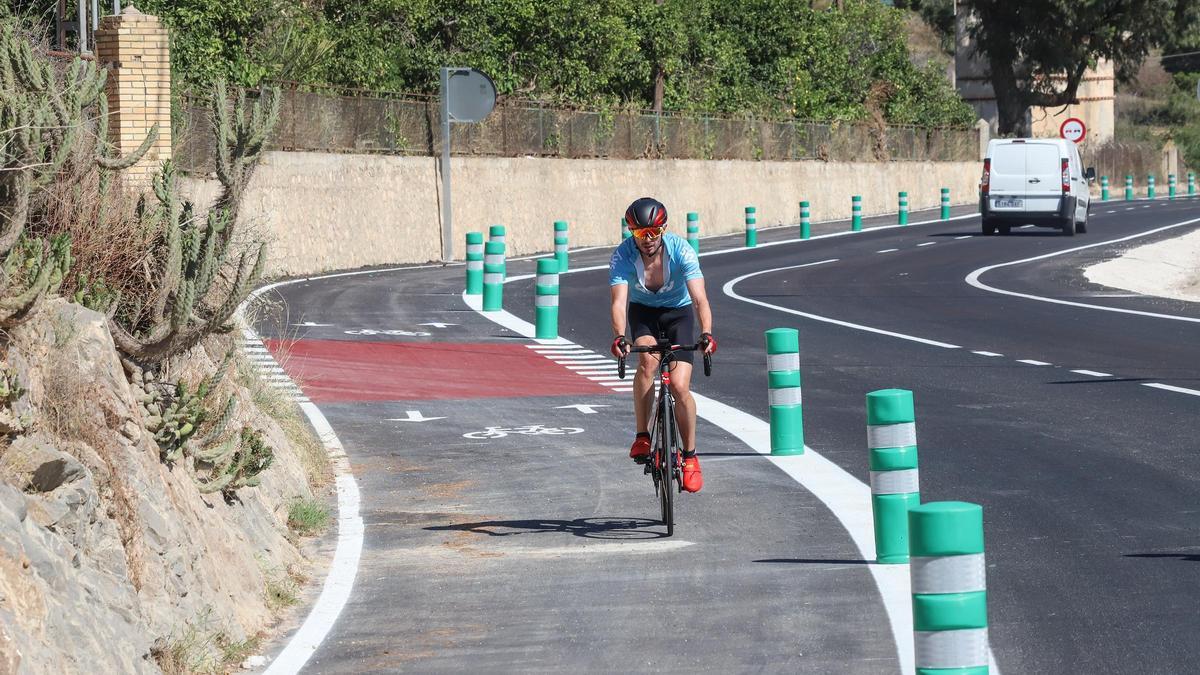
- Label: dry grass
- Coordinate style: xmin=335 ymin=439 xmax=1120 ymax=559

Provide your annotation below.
xmin=151 ymin=608 xmax=264 ymax=674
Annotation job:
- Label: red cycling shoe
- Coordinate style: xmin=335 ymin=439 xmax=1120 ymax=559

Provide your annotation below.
xmin=681 ymin=456 xmax=703 ymax=493
xmin=629 ymin=435 xmax=651 ymax=462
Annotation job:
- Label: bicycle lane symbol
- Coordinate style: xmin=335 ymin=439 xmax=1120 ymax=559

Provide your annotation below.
xmin=462 ymin=424 xmax=584 ymax=439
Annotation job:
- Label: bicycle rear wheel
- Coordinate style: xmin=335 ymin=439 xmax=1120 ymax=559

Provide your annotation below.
xmin=658 ymin=396 xmax=675 ymax=536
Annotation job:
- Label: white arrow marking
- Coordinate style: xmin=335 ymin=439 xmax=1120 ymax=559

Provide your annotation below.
xmin=554 ymin=404 xmax=610 ymax=415
xmin=418 ymin=322 xmax=458 ymax=328
xmin=293 ymin=321 xmax=334 ymax=327
xmin=386 ymin=410 xmax=447 ymax=422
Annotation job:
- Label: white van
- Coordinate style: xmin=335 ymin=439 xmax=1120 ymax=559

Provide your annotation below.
xmin=978 ymin=138 xmax=1095 ymax=236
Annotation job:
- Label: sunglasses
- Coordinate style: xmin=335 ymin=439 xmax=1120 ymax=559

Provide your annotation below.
xmin=631 ymin=226 xmax=665 ymax=240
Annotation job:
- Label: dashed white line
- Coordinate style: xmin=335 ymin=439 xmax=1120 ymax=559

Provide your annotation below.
xmin=1143 ymin=383 xmax=1200 ymax=397
xmin=586 ymin=375 xmax=626 ymax=382
xmin=1016 ymin=359 xmax=1052 ymax=366
xmin=917 ymin=242 xmax=936 ymax=247
xmin=877 ymin=248 xmax=899 ymax=253
xmin=1071 ymin=369 xmax=1113 ymax=377
xmin=972 ymin=351 xmax=1004 ymax=357
xmin=955 ymin=235 xmax=972 ymax=240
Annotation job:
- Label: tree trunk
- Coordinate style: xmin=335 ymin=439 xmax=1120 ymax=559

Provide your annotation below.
xmin=987 ymin=52 xmax=1031 ymax=136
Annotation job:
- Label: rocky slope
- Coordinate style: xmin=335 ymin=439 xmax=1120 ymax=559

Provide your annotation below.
xmin=0 ymin=299 xmax=323 ymax=673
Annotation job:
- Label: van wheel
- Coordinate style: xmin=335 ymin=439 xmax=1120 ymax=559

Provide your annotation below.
xmin=982 ymin=220 xmax=996 ymax=235
xmin=999 ymin=225 xmax=1011 ymax=235
xmin=1062 ymin=218 xmax=1076 ymax=236
xmin=1077 ymin=207 xmax=1089 ymax=234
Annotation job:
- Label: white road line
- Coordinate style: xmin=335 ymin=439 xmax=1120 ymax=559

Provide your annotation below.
xmin=563 ymin=364 xmax=618 ymax=371
xmin=1016 ymin=359 xmax=1051 ymax=366
xmin=545 ymin=353 xmax=604 ymax=359
xmin=877 ymin=248 xmax=899 ymax=253
xmin=723 ymin=261 xmax=962 ymax=350
xmin=972 ymin=351 xmax=1004 ymax=357
xmin=527 ymin=346 xmax=590 ymax=352
xmin=1071 ymin=369 xmax=1113 ymax=377
xmin=1104 ymin=210 xmax=1116 ymax=214
xmin=586 ymin=375 xmax=626 ymax=382
xmin=965 ymin=216 xmax=1200 ymax=324
xmin=1020 ymin=224 xmax=1035 ymax=229
xmin=1143 ymin=383 xmax=1200 ymax=396
xmin=1142 ymin=205 xmax=1151 ymax=208
xmin=917 ymin=242 xmax=936 ymax=247
xmin=955 ymin=235 xmax=973 ymax=240
xmin=554 ymin=360 xmax=614 ymax=367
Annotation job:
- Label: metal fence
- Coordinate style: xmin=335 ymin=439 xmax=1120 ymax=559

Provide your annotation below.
xmin=176 ymin=86 xmax=980 ymax=172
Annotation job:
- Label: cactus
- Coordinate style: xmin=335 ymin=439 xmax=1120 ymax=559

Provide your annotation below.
xmin=0 ymin=23 xmax=152 ymax=326
xmin=72 ymin=272 xmax=120 ymax=318
xmin=194 ymin=426 xmax=274 ymax=496
xmin=211 ymin=80 xmax=280 ymax=229
xmin=142 ymin=349 xmax=237 ymax=462
xmin=0 ymin=233 xmax=72 ymax=328
xmin=108 ymin=162 xmax=265 ymax=366
xmin=0 ymin=361 xmax=28 ymax=435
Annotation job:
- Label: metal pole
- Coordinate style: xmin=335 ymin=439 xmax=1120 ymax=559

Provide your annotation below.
xmin=91 ymin=0 xmax=99 ymax=35
xmin=77 ymin=0 xmax=88 ymax=53
xmin=440 ymin=68 xmax=453 ymax=262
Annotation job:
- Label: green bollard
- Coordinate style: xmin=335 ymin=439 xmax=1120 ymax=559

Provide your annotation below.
xmin=1189 ymin=172 xmax=1195 ymax=196
xmin=745 ymin=206 xmax=757 ymax=247
xmin=765 ymin=328 xmax=803 ymax=455
xmin=1100 ymin=176 xmax=1109 ymax=201
xmin=800 ymin=201 xmax=811 ymax=239
xmin=1169 ymin=174 xmax=1176 ymax=200
xmin=686 ymin=212 xmax=700 ymax=253
xmin=909 ymin=501 xmax=989 ymax=675
xmin=852 ymin=195 xmax=863 ymax=231
xmin=621 ymin=217 xmax=631 ymax=240
xmin=465 ymin=232 xmax=484 ymax=295
xmin=482 ymin=241 xmax=505 ymax=312
xmin=867 ymin=389 xmax=920 ymax=564
xmin=1125 ymin=175 xmax=1134 ymax=201
xmin=534 ymin=258 xmax=559 ymax=339
xmin=899 ymin=191 xmax=909 ymax=225
xmin=554 ymin=220 xmax=569 ymax=273
xmin=489 ymin=225 xmax=507 ymax=280
xmin=1148 ymin=174 xmax=1156 ymax=199
xmin=940 ymin=187 xmax=950 ymax=219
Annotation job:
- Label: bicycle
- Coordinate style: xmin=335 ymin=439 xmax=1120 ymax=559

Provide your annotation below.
xmin=617 ymin=338 xmax=712 ymax=536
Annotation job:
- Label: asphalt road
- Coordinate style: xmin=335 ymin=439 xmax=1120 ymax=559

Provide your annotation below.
xmin=257 ymin=198 xmax=1200 ymax=673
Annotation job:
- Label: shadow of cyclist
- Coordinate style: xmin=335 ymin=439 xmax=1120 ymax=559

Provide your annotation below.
xmin=426 ymin=517 xmax=669 ymax=540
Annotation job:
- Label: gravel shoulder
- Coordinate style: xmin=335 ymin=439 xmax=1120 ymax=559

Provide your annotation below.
xmin=1086 ymin=227 xmax=1200 ymax=302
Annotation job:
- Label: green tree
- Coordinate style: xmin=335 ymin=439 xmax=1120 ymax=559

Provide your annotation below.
xmin=962 ymin=0 xmax=1200 ymax=135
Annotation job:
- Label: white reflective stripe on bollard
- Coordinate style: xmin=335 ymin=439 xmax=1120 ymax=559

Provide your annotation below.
xmin=767 ymin=353 xmax=800 ymax=372
xmin=910 ymin=553 xmax=986 ymax=594
xmin=484 ymin=273 xmax=503 ymax=284
xmin=867 ymin=422 xmax=916 ymax=449
xmin=485 ymin=254 xmax=504 ymax=265
xmin=466 ymin=244 xmax=483 ymax=255
xmin=538 ymin=274 xmax=560 ymax=286
xmin=767 ymin=387 xmax=802 ymax=406
xmin=535 ymin=295 xmax=559 ymax=307
xmin=467 ymin=260 xmax=484 ymax=270
xmin=914 ymin=628 xmax=990 ymax=669
xmin=555 ymin=244 xmax=568 ymax=252
xmin=869 ymin=468 xmax=919 ymax=495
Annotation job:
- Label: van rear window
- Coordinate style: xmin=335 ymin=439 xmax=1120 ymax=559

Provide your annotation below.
xmin=991 ymin=145 xmax=1025 ymax=175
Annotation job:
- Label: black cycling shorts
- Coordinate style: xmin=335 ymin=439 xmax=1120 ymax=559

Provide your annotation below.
xmin=628 ymin=302 xmax=696 ymax=365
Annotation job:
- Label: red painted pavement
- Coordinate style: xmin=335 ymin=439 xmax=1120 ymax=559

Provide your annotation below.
xmin=264 ymin=339 xmax=615 ymax=402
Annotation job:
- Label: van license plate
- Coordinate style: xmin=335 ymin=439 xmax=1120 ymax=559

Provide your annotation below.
xmin=994 ymin=198 xmax=1023 ymax=208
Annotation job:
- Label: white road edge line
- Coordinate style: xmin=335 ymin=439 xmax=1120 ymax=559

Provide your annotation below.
xmin=1143 ymin=383 xmax=1200 ymax=396
xmin=964 ymin=216 xmax=1200 ymax=323
xmin=1016 ymin=359 xmax=1051 ymax=366
xmin=877 ymin=248 xmax=899 ymax=253
xmin=722 ymin=260 xmax=962 ymax=350
xmin=1071 ymin=369 xmax=1113 ymax=377
xmin=916 ymin=242 xmax=936 ymax=247
xmin=460 ymin=289 xmax=1000 ymax=675
xmin=238 ymin=284 xmax=364 ymax=675
xmin=972 ymin=351 xmax=1003 ymax=357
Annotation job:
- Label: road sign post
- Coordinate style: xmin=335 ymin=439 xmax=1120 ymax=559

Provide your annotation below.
xmin=440 ymin=67 xmax=497 ymax=262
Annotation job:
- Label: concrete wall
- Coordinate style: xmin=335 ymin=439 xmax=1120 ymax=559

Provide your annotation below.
xmin=183 ymin=152 xmax=982 ymax=278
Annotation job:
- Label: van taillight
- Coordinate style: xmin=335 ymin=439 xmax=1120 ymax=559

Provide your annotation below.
xmin=1061 ymin=158 xmax=1070 ymax=193
xmin=981 ymin=159 xmax=991 ymax=195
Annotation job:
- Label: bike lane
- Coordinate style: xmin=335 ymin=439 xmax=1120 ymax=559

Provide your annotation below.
xmin=254 ymin=267 xmax=897 ymax=673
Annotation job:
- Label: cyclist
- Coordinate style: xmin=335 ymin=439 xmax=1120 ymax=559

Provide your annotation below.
xmin=609 ymin=197 xmax=716 ymax=493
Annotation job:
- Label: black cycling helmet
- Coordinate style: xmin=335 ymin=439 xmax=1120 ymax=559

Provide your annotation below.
xmin=624 ymin=197 xmax=668 ymax=230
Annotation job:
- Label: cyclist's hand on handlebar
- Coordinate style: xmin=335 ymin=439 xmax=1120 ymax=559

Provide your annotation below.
xmin=699 ymin=332 xmax=717 ymax=355
xmin=611 ymin=335 xmax=630 ymax=357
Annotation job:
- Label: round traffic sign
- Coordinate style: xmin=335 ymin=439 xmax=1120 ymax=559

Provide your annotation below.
xmin=1060 ymin=117 xmax=1086 ymax=143
xmin=446 ymin=68 xmax=496 ymax=123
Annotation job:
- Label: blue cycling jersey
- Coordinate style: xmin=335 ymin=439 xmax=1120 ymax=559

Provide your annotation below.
xmin=608 ymin=233 xmax=703 ymax=308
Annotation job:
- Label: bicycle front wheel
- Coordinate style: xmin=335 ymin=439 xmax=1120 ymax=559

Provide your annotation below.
xmin=658 ymin=397 xmax=675 ymax=537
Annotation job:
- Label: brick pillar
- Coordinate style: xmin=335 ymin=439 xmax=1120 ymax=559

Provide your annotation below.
xmin=95 ymin=5 xmax=171 ymax=183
